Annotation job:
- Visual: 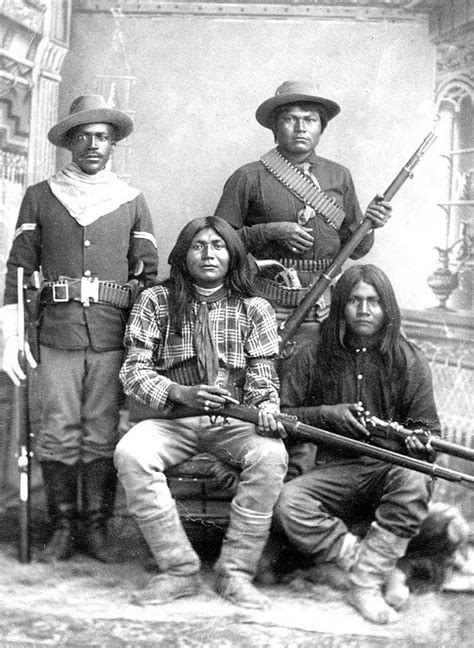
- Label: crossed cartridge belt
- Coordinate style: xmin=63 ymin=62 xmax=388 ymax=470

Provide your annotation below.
xmin=41 ymin=276 xmax=132 ymax=309
xmin=254 ymin=257 xmax=333 ymax=308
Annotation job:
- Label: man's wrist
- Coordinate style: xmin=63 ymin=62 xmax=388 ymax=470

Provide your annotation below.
xmin=167 ymin=382 xmax=183 ymax=404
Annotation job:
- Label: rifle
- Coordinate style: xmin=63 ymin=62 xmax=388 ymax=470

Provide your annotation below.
xmin=24 ymin=271 xmax=41 ymax=363
xmin=11 ymin=267 xmax=33 ymax=563
xmin=278 ymin=125 xmax=438 ymax=353
xmin=364 ymin=414 xmax=474 ymax=462
xmin=220 ymin=403 xmax=474 ymax=490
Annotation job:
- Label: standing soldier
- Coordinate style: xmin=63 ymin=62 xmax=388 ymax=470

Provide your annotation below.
xmin=1 ymin=95 xmax=158 ymax=563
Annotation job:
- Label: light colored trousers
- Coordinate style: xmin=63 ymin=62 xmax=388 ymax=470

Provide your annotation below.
xmin=114 ymin=415 xmax=288 ymax=521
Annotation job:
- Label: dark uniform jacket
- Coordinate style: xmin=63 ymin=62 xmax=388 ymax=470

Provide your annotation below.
xmin=4 ymin=181 xmax=158 ymax=351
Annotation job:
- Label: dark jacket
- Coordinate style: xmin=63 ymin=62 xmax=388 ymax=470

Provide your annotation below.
xmin=4 ymin=181 xmax=158 ymax=350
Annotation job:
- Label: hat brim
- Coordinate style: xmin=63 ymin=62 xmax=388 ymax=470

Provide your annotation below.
xmin=256 ymin=93 xmax=341 ymax=129
xmin=48 ymin=108 xmax=134 ymax=147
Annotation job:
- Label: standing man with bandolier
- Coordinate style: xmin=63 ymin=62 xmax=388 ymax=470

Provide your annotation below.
xmin=1 ymin=95 xmax=158 ymax=563
xmin=214 ymin=80 xmax=392 ymax=476
xmin=214 ymin=80 xmax=392 ymax=339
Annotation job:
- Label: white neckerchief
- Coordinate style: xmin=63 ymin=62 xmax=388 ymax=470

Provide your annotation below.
xmin=194 ymin=284 xmax=224 ymax=298
xmin=48 ymin=162 xmax=140 ymax=227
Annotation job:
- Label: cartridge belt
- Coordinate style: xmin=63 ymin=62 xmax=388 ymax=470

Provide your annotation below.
xmin=41 ymin=277 xmax=132 ymax=308
xmin=255 ymin=258 xmax=333 ymax=307
xmin=254 ymin=277 xmax=309 ymax=308
xmin=279 ymin=258 xmax=332 ymax=272
xmin=260 ymin=149 xmax=345 ymax=230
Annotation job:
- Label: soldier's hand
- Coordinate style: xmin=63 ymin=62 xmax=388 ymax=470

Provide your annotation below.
xmin=365 ymin=195 xmax=392 ymax=229
xmin=319 ymin=403 xmax=371 ymax=440
xmin=267 ymin=222 xmax=314 ymax=253
xmin=2 ymin=336 xmax=37 ymax=386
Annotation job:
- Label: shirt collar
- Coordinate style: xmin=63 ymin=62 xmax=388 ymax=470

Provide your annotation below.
xmin=277 ymin=148 xmax=318 ymax=169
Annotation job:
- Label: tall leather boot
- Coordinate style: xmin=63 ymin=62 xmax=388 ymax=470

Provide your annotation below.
xmin=38 ymin=461 xmax=77 ymax=563
xmin=348 ymin=522 xmax=410 ymax=624
xmin=81 ymin=458 xmax=117 ymax=563
xmin=214 ymin=502 xmax=273 ymax=609
xmin=131 ymin=504 xmax=201 ymax=606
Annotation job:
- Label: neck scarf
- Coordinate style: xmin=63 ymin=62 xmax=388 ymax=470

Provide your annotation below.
xmin=48 ymin=162 xmax=140 ymax=226
xmin=193 ymin=284 xmax=227 ymax=384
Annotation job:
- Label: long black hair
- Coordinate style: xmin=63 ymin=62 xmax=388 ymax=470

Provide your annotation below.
xmin=316 ymin=264 xmax=404 ymax=380
xmin=166 ymin=216 xmax=253 ymax=333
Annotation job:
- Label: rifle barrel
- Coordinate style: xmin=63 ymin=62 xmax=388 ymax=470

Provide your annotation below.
xmin=15 ymin=267 xmax=31 ymax=564
xmin=432 ymin=437 xmax=474 ymax=461
xmin=278 ymin=126 xmax=438 ymax=351
xmin=221 ymin=404 xmax=474 ymax=490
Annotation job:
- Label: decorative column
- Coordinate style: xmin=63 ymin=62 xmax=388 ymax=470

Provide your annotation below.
xmin=28 ymin=39 xmax=69 ymax=184
xmin=0 ymin=1 xmax=71 ymax=506
xmin=404 ymin=3 xmax=474 ymax=533
xmin=28 ymin=1 xmax=71 ymax=184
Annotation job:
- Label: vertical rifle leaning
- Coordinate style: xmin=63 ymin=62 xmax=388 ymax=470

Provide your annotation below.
xmin=278 ymin=125 xmax=438 ymax=353
xmin=12 ymin=267 xmax=32 ymax=563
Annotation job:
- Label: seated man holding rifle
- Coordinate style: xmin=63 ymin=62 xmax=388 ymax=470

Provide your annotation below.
xmin=274 ymin=263 xmax=440 ymax=624
xmin=114 ymin=216 xmax=287 ymax=610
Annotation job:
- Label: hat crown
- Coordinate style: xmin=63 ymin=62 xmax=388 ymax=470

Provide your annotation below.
xmin=275 ymin=80 xmax=321 ymax=98
xmin=68 ymin=95 xmax=109 ymax=116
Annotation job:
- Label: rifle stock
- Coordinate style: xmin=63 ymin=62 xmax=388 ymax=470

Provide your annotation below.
xmin=278 ymin=126 xmax=438 ymax=352
xmin=220 ymin=403 xmax=474 ymax=490
xmin=12 ymin=267 xmax=31 ymax=563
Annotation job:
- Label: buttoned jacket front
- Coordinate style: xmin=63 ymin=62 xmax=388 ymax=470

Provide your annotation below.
xmin=4 ymin=181 xmax=158 ymax=351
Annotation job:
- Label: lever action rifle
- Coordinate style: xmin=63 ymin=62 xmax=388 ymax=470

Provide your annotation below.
xmin=278 ymin=125 xmax=438 ymax=353
xmin=12 ymin=267 xmax=33 ymax=563
xmin=220 ymin=403 xmax=474 ymax=490
xmin=364 ymin=414 xmax=474 ymax=462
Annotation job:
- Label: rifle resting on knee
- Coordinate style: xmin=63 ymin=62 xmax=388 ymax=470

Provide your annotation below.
xmin=218 ymin=402 xmax=474 ymax=491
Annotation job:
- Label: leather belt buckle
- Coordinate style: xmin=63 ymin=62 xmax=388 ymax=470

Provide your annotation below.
xmin=52 ymin=281 xmax=69 ymax=303
xmin=80 ymin=277 xmax=100 ymax=307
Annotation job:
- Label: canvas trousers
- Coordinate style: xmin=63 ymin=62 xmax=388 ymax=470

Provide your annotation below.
xmin=114 ymin=415 xmax=288 ymax=522
xmin=275 ymin=456 xmax=432 ymax=563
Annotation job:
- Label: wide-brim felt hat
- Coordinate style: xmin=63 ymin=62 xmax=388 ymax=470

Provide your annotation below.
xmin=48 ymin=95 xmax=135 ymax=147
xmin=256 ymin=80 xmax=341 ymax=129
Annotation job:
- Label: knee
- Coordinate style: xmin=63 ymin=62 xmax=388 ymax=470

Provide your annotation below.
xmin=378 ymin=470 xmax=432 ymax=537
xmin=114 ymin=427 xmax=150 ymax=474
xmin=245 ymin=438 xmax=288 ymax=480
xmin=274 ymin=480 xmax=302 ymax=522
xmin=114 ymin=435 xmax=134 ymax=473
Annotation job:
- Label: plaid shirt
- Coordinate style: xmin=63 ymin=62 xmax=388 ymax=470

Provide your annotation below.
xmin=120 ymin=284 xmax=280 ymax=411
